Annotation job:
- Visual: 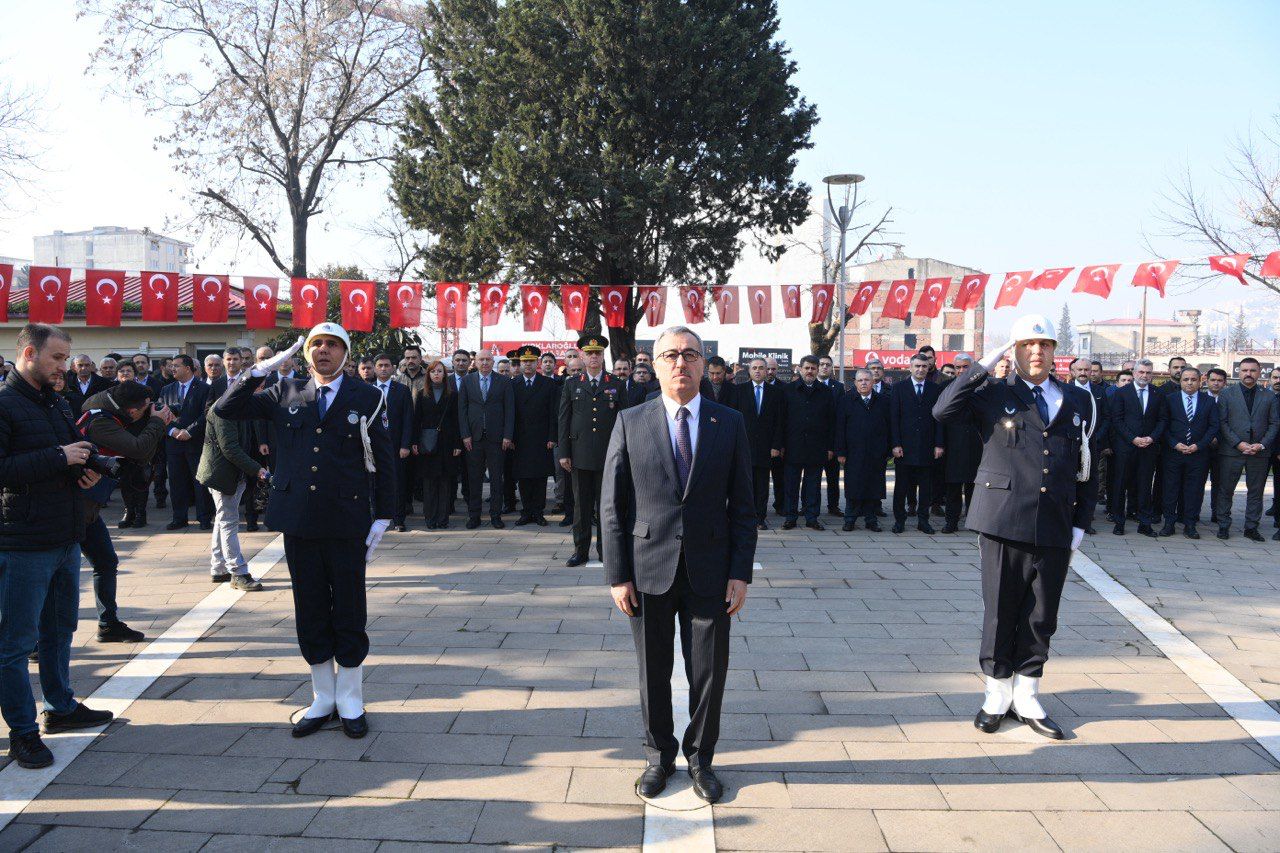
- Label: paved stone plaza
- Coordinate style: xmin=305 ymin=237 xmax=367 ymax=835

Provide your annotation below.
xmin=0 ymin=488 xmax=1278 ymax=852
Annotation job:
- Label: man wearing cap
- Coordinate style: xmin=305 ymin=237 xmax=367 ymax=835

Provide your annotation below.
xmin=559 ymin=335 xmax=620 ymax=566
xmin=512 ymin=346 xmax=557 ymax=526
xmin=934 ymin=313 xmax=1098 ymax=740
xmin=216 ymin=323 xmax=395 ymax=739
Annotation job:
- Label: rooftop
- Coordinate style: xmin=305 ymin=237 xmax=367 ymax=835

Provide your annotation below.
xmin=1085 ymin=317 xmax=1190 ymax=327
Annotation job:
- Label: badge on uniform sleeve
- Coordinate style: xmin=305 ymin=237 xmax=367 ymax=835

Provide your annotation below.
xmin=347 ymin=412 xmax=360 ymax=425
xmin=1004 ymin=405 xmax=1016 ymax=415
xmin=1073 ymin=413 xmax=1081 ymax=426
xmin=288 ymin=406 xmax=299 ymax=415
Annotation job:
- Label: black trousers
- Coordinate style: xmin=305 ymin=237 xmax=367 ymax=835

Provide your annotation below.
xmin=630 ymin=559 xmax=731 ymax=769
xmin=751 ymin=465 xmax=771 ymax=523
xmin=893 ymin=463 xmax=932 ymax=525
xmin=844 ymin=498 xmax=878 ymax=524
xmin=151 ymin=445 xmax=168 ymax=502
xmin=396 ymin=454 xmax=413 ymax=520
xmin=166 ymin=445 xmax=213 ymax=524
xmin=1161 ymin=450 xmax=1209 ymax=526
xmin=503 ymin=453 xmax=517 ymax=510
xmin=784 ymin=462 xmax=822 ymax=522
xmin=979 ymin=533 xmax=1070 ymax=678
xmin=283 ymin=536 xmax=369 ymax=667
xmin=769 ymin=456 xmax=786 ymax=514
xmin=1110 ymin=448 xmax=1159 ymax=525
xmin=422 ymin=474 xmax=452 ymax=526
xmin=466 ymin=437 xmax=506 ymax=521
xmin=943 ymin=481 xmax=975 ymax=529
xmin=929 ymin=459 xmax=946 ymax=510
xmin=822 ymin=456 xmax=841 ymax=513
xmin=517 ymin=477 xmax=548 ymax=518
xmin=571 ymin=468 xmax=603 ymax=558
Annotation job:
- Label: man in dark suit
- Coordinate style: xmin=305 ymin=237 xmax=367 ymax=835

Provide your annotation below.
xmin=1068 ymin=357 xmax=1109 ymax=534
xmin=1159 ymin=366 xmax=1219 ymax=538
xmin=559 ymin=336 xmax=621 ymax=565
xmin=1108 ymin=359 xmax=1166 ymax=536
xmin=817 ymin=356 xmax=846 ymax=516
xmin=731 ymin=357 xmax=783 ymax=529
xmin=705 ymin=356 xmax=737 ymax=406
xmin=835 ymin=368 xmax=891 ymax=531
xmin=601 ymin=325 xmax=755 ymax=805
xmin=65 ymin=354 xmax=112 ymax=418
xmin=779 ymin=355 xmax=835 ymax=530
xmin=1213 ymin=359 xmax=1279 ymax=540
xmin=458 ymin=350 xmax=515 ymax=529
xmin=159 ymin=354 xmax=213 ymax=530
xmin=889 ymin=353 xmax=944 ymax=534
xmin=939 ymin=354 xmax=982 ymax=534
xmin=511 ymin=346 xmax=557 ymax=526
xmin=130 ymin=353 xmax=165 ymax=398
xmin=371 ymin=354 xmax=416 ymax=531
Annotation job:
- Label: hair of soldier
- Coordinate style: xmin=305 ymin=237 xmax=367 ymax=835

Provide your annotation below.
xmin=373 ymin=352 xmax=394 ymax=365
xmin=798 ymin=354 xmax=819 ymax=368
xmin=109 ymin=380 xmax=154 ymax=409
xmin=1207 ymin=367 xmax=1228 ymax=381
xmin=655 ymin=325 xmax=704 ymax=352
xmin=1240 ymin=356 xmax=1261 ymax=367
xmin=16 ymin=323 xmax=72 ymax=355
xmin=707 ymin=355 xmax=727 ymax=369
xmin=1136 ymin=358 xmax=1154 ymax=370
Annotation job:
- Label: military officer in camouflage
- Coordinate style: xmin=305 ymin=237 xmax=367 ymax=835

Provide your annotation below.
xmin=558 ymin=334 xmax=622 ymax=567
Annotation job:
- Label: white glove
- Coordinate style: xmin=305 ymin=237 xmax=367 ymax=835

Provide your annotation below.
xmin=252 ymin=336 xmax=304 ymax=378
xmin=365 ymin=519 xmax=391 ymax=562
xmin=1070 ymin=527 xmax=1084 ymax=551
xmin=980 ymin=340 xmax=1014 ymax=372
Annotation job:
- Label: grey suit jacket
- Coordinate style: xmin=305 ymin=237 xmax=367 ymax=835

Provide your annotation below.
xmin=458 ymin=371 xmax=515 ymax=443
xmin=1216 ymin=383 xmax=1280 ymax=456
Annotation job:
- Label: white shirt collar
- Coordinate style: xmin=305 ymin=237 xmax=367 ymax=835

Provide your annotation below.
xmin=316 ymin=373 xmax=343 ymax=395
xmin=662 ymin=393 xmax=701 ymax=422
xmin=586 ymin=370 xmax=603 ymax=382
xmin=1020 ymin=375 xmax=1049 ymax=392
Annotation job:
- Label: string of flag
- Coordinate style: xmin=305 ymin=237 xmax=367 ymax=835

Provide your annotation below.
xmin=2 ymin=251 xmax=1276 ymax=331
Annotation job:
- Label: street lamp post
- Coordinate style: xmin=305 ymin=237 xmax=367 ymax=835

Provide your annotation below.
xmin=823 ymin=173 xmax=865 ymax=385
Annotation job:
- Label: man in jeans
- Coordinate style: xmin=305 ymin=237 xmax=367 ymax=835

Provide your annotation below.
xmin=0 ymin=324 xmax=114 ymax=769
xmin=198 ymin=385 xmax=267 ymax=590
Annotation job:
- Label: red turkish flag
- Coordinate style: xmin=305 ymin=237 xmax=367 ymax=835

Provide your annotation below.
xmin=561 ymin=284 xmax=590 ymax=330
xmin=1028 ymin=267 xmax=1073 ymax=291
xmin=291 ymin=278 xmax=330 ymax=328
xmin=140 ymin=270 xmax=179 ymax=322
xmin=600 ymin=285 xmax=630 ymax=327
xmin=914 ymin=277 xmax=950 ymax=319
xmin=243 ymin=277 xmax=279 ymax=330
xmin=85 ymin=269 xmax=125 ymax=327
xmin=993 ymin=271 xmax=1032 ymax=309
xmin=679 ymin=286 xmax=706 ymax=323
xmin=27 ymin=266 xmax=69 ymax=324
xmin=0 ymin=264 xmax=11 ymax=323
xmin=1131 ymin=260 xmax=1179 ymax=297
xmin=639 ymin=286 xmax=667 ymax=326
xmin=952 ymin=273 xmax=989 ymax=311
xmin=848 ymin=280 xmax=880 ymax=316
xmin=810 ymin=284 xmax=835 ymax=323
xmin=781 ymin=284 xmax=802 ymax=318
xmin=191 ymin=273 xmax=230 ymax=324
xmin=880 ymin=279 xmax=916 ymax=321
xmin=1262 ymin=252 xmax=1280 ymax=278
xmin=711 ymin=286 xmax=739 ymax=324
xmin=519 ymin=285 xmax=550 ymax=332
xmin=339 ymin=280 xmax=376 ymax=332
xmin=747 ymin=286 xmax=771 ymax=324
xmin=1073 ymin=264 xmax=1120 ymax=298
xmin=388 ymin=281 xmax=423 ymax=329
xmin=1209 ymin=253 xmax=1251 ymax=284
xmin=436 ymin=281 xmax=469 ymax=329
xmin=479 ymin=282 xmax=509 ymax=326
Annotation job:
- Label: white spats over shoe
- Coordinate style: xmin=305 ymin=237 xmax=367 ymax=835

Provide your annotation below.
xmin=1011 ymin=673 xmax=1046 ymax=719
xmin=335 ymin=664 xmax=364 ymax=719
xmin=305 ymin=659 xmax=337 ymax=720
xmin=981 ymin=676 xmax=1014 ymax=715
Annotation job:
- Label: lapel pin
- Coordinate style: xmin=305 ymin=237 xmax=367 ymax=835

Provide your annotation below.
xmin=710 ymin=416 xmax=717 ymax=423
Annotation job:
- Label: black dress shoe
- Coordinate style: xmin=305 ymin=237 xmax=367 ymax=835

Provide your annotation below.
xmin=491 ymin=518 xmax=506 ymax=529
xmin=1137 ymin=524 xmax=1157 ymax=537
xmin=117 ymin=513 xmax=135 ymax=529
xmin=566 ymin=554 xmax=587 ymax=567
xmin=292 ymin=711 xmax=334 ymax=738
xmin=635 ymin=764 xmax=674 ymax=798
xmin=1184 ymin=527 xmax=1200 ymax=540
xmin=688 ymin=766 xmax=723 ymax=803
xmin=245 ymin=522 xmax=260 ymax=532
xmin=96 ymin=622 xmax=145 ymax=643
xmin=973 ymin=709 xmax=1005 ymax=733
xmin=918 ymin=522 xmax=936 ymax=534
xmin=1159 ymin=524 xmax=1176 ymax=537
xmin=465 ymin=517 xmax=481 ymax=529
xmin=535 ymin=516 xmax=548 ymax=526
xmin=1083 ymin=526 xmax=1097 ymax=535
xmin=841 ymin=520 xmax=856 ymax=532
xmin=827 ymin=508 xmax=842 ymax=518
xmin=805 ymin=520 xmax=825 ymax=531
xmin=1113 ymin=523 xmax=1126 ymax=535
xmin=876 ymin=508 xmax=887 ymax=517
xmin=41 ymin=702 xmax=113 ymax=734
xmin=395 ymin=524 xmax=407 ymax=533
xmin=892 ymin=521 xmax=905 ymax=534
xmin=340 ymin=714 xmax=369 ymax=739
xmin=941 ymin=524 xmax=957 ymax=534
xmin=781 ymin=520 xmax=796 ymax=530
xmin=558 ymin=516 xmax=574 ymax=527
xmin=1272 ymin=529 xmax=1280 ymax=541
xmin=1244 ymin=528 xmax=1265 ymax=542
xmin=1217 ymin=527 xmax=1230 ymax=540
xmin=165 ymin=520 xmax=189 ymax=531
xmin=1009 ymin=711 xmax=1064 ymax=740
xmin=865 ymin=521 xmax=882 ymax=532
xmin=757 ymin=521 xmax=769 ymax=531
xmin=515 ymin=516 xmax=532 ymax=526
xmin=199 ymin=521 xmax=213 ymax=531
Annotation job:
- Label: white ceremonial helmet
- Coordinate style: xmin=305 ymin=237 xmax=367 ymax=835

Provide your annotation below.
xmin=1009 ymin=313 xmax=1057 ymax=344
xmin=304 ymin=322 xmax=352 ymax=370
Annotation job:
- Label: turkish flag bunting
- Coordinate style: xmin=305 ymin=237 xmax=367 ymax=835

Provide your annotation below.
xmin=0 ymin=264 xmax=12 ymax=323
xmin=711 ymin=286 xmax=739 ymax=324
xmin=1131 ymin=260 xmax=1179 ymax=297
xmin=1209 ymin=253 xmax=1251 ymax=284
xmin=27 ymin=266 xmax=69 ymax=324
xmin=339 ymin=280 xmax=377 ymax=332
xmin=388 ymin=281 xmax=423 ymax=329
xmin=639 ymin=286 xmax=667 ymax=326
xmin=292 ymin=278 xmax=330 ymax=328
xmin=243 ymin=277 xmax=279 ymax=330
xmin=561 ymin=284 xmax=590 ymax=330
xmin=810 ymin=284 xmax=835 ymax=323
xmin=479 ymin=282 xmax=509 ymax=327
xmin=914 ymin=277 xmax=950 ymax=319
xmin=600 ymin=285 xmax=630 ymax=327
xmin=781 ymin=284 xmax=802 ymax=318
xmin=192 ymin=273 xmax=230 ymax=324
xmin=436 ymin=281 xmax=469 ymax=329
xmin=140 ymin=271 xmax=179 ymax=322
xmin=881 ymin=279 xmax=916 ymax=321
xmin=848 ymin=280 xmax=880 ymax=316
xmin=1028 ymin=267 xmax=1073 ymax=291
xmin=519 ymin=285 xmax=550 ymax=332
xmin=747 ymin=285 xmax=771 ymax=324
xmin=1073 ymin=264 xmax=1120 ymax=298
xmin=952 ymin=274 xmax=989 ymax=311
xmin=679 ymin=286 xmax=706 ymax=323
xmin=993 ymin=271 xmax=1032 ymax=309
xmin=85 ymin=269 xmax=125 ymax=327
xmin=1262 ymin=251 xmax=1280 ymax=278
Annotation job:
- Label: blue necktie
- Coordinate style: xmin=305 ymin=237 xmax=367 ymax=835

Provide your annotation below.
xmin=1032 ymin=386 xmax=1049 ymax=423
xmin=675 ymin=407 xmax=693 ymax=491
xmin=755 ymin=384 xmax=762 ymax=414
xmin=317 ymin=386 xmax=329 ymax=419
xmin=481 ymin=375 xmax=490 ymax=400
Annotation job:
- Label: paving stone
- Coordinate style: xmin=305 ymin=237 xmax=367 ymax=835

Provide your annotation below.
xmin=469 ymin=801 xmax=643 ymax=847
xmin=142 ymin=790 xmax=325 ymax=835
xmin=1036 ymin=810 xmax=1230 ymax=852
xmin=14 ymin=784 xmax=174 ymax=829
xmin=413 ymin=764 xmax=572 ymax=802
xmin=821 ymin=691 xmax=952 ymax=716
xmin=786 ymin=771 xmax=946 ymax=809
xmin=450 ymin=708 xmax=585 ymax=736
xmin=1193 ymin=810 xmax=1280 ymax=853
xmin=1116 ymin=742 xmax=1280 ymax=775
xmin=712 ymin=806 xmax=887 ymax=851
xmin=1083 ymin=773 xmax=1265 ymax=810
xmin=766 ymin=713 xmax=906 ymax=742
xmin=364 ymin=731 xmax=512 ymax=765
xmin=22 ymin=826 xmax=209 ymax=852
xmin=200 ymin=836 xmax=379 ymax=852
xmin=935 ymin=773 xmax=1106 ymax=810
xmin=224 ymin=727 xmax=374 ymax=760
xmin=296 ymin=758 xmax=425 ymax=798
xmin=874 ymin=809 xmax=1058 ymax=852
xmin=91 ymin=722 xmax=247 ymax=756
xmin=303 ymin=796 xmax=483 ymax=843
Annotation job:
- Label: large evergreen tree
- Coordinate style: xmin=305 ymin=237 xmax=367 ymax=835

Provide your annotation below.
xmin=1057 ymin=304 xmax=1074 ymax=353
xmin=392 ymin=0 xmax=817 ymax=357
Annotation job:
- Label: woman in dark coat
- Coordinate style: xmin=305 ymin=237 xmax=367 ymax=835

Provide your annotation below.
xmin=940 ymin=370 xmax=983 ymax=533
xmin=834 ymin=369 xmax=892 ymax=531
xmin=413 ymin=360 xmax=462 ymax=529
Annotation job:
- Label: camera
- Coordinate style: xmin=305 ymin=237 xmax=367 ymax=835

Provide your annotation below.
xmin=85 ymin=453 xmax=122 ymax=480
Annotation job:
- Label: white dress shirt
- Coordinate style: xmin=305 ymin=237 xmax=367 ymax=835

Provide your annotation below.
xmin=662 ymin=393 xmax=701 ymax=461
xmin=1020 ymin=375 xmax=1063 ymax=421
xmin=1134 ymin=382 xmax=1150 ymax=413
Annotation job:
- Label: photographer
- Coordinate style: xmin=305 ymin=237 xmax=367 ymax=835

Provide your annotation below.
xmin=0 ymin=324 xmax=114 ymax=770
xmin=80 ymin=380 xmax=176 ymax=642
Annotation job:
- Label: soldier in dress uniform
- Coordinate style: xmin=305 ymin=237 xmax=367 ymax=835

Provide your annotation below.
xmin=216 ymin=323 xmax=396 ymax=740
xmin=934 ymin=313 xmax=1098 ymax=741
xmin=558 ymin=334 xmax=621 ymax=567
xmin=511 ymin=346 xmax=557 ymax=526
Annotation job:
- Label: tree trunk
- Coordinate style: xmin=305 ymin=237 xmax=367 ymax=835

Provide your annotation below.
xmin=291 ymin=214 xmax=308 ymax=278
xmin=610 ymin=323 xmax=638 ymax=362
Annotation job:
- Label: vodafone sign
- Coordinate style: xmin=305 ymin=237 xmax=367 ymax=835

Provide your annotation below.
xmin=849 ymin=349 xmax=1075 ymax=373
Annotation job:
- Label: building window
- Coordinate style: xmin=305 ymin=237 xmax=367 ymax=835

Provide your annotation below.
xmin=904 ymin=333 xmax=917 ymax=350
xmin=944 ymin=334 xmax=964 ymax=351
